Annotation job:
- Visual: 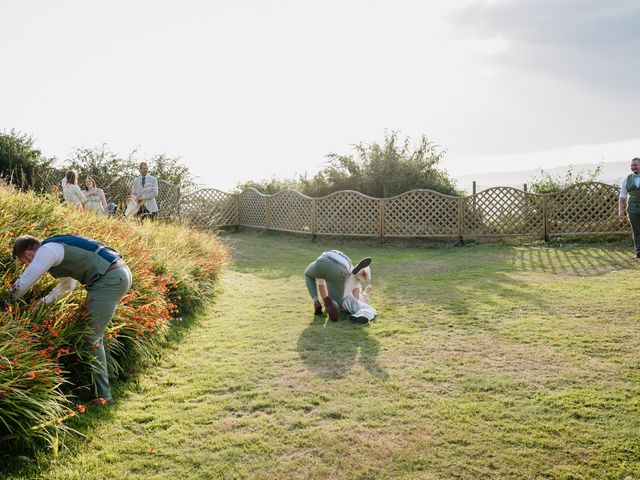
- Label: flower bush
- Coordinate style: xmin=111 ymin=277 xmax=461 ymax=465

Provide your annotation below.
xmin=0 ymin=186 xmax=228 ymax=454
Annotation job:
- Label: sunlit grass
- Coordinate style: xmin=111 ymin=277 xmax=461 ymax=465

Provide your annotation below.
xmin=9 ymin=230 xmax=640 ymax=479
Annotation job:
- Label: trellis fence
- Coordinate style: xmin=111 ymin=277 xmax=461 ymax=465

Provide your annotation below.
xmin=183 ymin=183 xmax=629 ymax=241
xmin=32 ymin=171 xmax=629 ymax=240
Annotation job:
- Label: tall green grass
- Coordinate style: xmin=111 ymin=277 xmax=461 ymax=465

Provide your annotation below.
xmin=0 ymin=185 xmax=228 ymax=455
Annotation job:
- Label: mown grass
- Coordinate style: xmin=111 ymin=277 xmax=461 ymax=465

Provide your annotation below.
xmin=8 ymin=231 xmax=640 ymax=479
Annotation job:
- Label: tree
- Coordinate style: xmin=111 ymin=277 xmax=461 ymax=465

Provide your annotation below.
xmin=0 ymin=129 xmax=54 ymax=188
xmin=149 ymin=153 xmax=199 ymax=193
xmin=236 ymin=131 xmax=460 ymax=197
xmin=64 ymin=144 xmax=138 ymax=181
xmin=530 ymin=164 xmax=603 ymax=194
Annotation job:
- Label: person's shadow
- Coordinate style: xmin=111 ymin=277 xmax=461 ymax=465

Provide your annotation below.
xmin=297 ymin=315 xmax=388 ymax=380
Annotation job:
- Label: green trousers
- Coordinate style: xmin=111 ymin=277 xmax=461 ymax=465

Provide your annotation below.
xmin=304 ymin=256 xmax=348 ymax=304
xmin=85 ymin=265 xmax=132 ymax=399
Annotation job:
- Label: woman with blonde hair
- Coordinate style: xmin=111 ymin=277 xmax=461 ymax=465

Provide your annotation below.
xmin=62 ymin=170 xmax=86 ymax=208
xmin=84 ymin=177 xmax=107 ymax=214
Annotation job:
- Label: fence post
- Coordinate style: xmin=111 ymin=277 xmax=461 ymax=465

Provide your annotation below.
xmin=457 ymin=197 xmax=464 ymax=245
xmin=234 ymin=193 xmax=240 ymax=231
xmin=311 ymin=198 xmax=317 ymax=241
xmin=379 ymin=198 xmax=386 ymax=241
xmin=543 ymin=195 xmax=550 ymax=242
xmin=265 ymin=195 xmax=271 ymax=231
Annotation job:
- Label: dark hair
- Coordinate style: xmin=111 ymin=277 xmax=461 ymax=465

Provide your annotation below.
xmin=12 ymin=235 xmax=41 ymax=258
xmin=66 ymin=170 xmax=78 ymax=185
xmin=633 ymin=158 xmax=640 ymax=162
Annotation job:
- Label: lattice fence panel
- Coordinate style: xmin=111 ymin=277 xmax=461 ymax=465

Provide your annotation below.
xmin=547 ymin=182 xmax=628 ymax=235
xmin=180 ymin=189 xmax=237 ymax=230
xmin=463 ymin=187 xmax=544 ymax=236
xmin=238 ymin=188 xmax=267 ymax=228
xmin=316 ymin=191 xmax=380 ymax=236
xmin=383 ymin=190 xmax=459 ymax=237
xmin=268 ymin=190 xmax=313 ymax=233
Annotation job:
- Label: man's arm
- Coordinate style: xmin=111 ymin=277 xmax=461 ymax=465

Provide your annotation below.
xmin=140 ymin=176 xmax=159 ymax=201
xmin=42 ymin=277 xmax=78 ymax=304
xmin=619 ymin=179 xmax=628 ymax=220
xmin=11 ymin=244 xmax=63 ymax=300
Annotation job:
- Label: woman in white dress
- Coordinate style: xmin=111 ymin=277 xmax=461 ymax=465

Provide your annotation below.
xmin=62 ymin=170 xmax=86 ymax=208
xmin=83 ymin=177 xmax=107 ymax=214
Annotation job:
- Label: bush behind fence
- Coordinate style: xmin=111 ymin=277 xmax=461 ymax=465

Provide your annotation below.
xmin=36 ymin=172 xmax=629 ymax=240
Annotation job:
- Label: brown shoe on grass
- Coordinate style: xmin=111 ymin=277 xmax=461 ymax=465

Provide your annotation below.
xmin=323 ymin=296 xmax=339 ymax=322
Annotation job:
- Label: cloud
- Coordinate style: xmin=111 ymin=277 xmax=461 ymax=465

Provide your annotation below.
xmin=450 ymin=0 xmax=640 ymax=91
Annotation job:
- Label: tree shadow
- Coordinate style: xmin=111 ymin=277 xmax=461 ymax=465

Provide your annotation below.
xmin=297 ymin=315 xmax=388 ymax=380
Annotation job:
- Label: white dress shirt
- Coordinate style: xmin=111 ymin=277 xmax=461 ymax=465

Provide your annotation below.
xmin=619 ymin=175 xmax=640 ymax=199
xmin=12 ymin=243 xmax=78 ymax=304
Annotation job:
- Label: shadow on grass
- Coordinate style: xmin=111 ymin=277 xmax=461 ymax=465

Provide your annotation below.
xmin=297 ymin=315 xmax=388 ymax=380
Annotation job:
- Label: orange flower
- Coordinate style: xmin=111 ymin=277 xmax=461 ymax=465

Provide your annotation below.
xmin=75 ymin=404 xmax=86 ymax=413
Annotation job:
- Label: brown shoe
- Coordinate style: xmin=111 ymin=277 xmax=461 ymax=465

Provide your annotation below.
xmin=314 ymin=300 xmax=323 ymax=315
xmin=323 ymin=296 xmax=339 ymax=322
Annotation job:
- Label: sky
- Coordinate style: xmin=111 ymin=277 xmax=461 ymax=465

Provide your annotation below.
xmin=1 ymin=0 xmax=639 ymax=191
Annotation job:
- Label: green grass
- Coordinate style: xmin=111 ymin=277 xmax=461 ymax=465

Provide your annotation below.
xmin=7 ymin=231 xmax=640 ymax=479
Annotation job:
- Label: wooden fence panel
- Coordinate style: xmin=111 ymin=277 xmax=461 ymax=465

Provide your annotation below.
xmin=463 ymin=187 xmax=544 ymax=236
xmin=383 ymin=190 xmax=459 ymax=237
xmin=180 ymin=189 xmax=237 ymax=229
xmin=268 ymin=189 xmax=313 ymax=233
xmin=238 ymin=188 xmax=267 ymax=228
xmin=547 ymin=182 xmax=627 ymax=235
xmin=315 ymin=191 xmax=380 ymax=237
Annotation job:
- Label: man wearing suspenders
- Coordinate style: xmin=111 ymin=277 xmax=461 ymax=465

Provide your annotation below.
xmin=618 ymin=157 xmax=640 ymax=258
xmin=9 ymin=234 xmax=132 ymax=404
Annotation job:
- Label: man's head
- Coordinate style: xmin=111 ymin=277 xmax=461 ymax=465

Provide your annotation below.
xmin=139 ymin=162 xmax=149 ymax=176
xmin=12 ymin=235 xmax=42 ymax=265
xmin=631 ymin=158 xmax=640 ymax=174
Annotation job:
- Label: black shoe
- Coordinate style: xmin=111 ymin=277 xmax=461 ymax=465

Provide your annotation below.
xmin=352 ymin=257 xmax=372 ymax=275
xmin=314 ymin=301 xmax=323 ymax=315
xmin=349 ymin=315 xmax=369 ymax=324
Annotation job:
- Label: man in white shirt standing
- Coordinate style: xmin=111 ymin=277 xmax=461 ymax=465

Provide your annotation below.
xmin=618 ymin=157 xmax=640 ymax=258
xmin=132 ymin=161 xmax=159 ymax=219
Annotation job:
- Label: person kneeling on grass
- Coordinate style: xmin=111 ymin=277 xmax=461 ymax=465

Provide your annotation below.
xmin=304 ymin=250 xmax=375 ymax=324
xmin=7 ymin=234 xmax=132 ymax=405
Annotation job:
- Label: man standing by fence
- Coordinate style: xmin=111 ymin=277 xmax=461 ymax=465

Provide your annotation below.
xmin=132 ymin=161 xmax=159 ymax=219
xmin=618 ymin=157 xmax=640 ymax=258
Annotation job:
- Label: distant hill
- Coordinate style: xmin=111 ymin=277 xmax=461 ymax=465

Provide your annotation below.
xmin=454 ymin=161 xmax=630 ymax=193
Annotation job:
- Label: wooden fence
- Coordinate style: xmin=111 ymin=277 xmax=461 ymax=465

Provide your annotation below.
xmin=34 ymin=172 xmax=629 ymax=241
xmin=182 ymin=183 xmax=629 ymax=241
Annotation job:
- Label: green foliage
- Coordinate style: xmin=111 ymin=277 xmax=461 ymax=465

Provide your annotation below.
xmin=62 ymin=146 xmax=198 ymax=192
xmin=237 ymin=131 xmax=460 ymax=197
xmin=0 ymin=130 xmax=54 ymax=188
xmin=530 ymin=164 xmax=603 ymax=194
xmin=148 ymin=153 xmax=200 ymax=193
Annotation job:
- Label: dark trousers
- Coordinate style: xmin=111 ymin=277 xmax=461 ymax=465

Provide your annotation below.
xmin=136 ymin=205 xmax=157 ymax=220
xmin=628 ymin=212 xmax=640 ymax=255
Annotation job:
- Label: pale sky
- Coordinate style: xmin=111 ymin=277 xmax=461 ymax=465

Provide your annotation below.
xmin=1 ymin=0 xmax=639 ymax=190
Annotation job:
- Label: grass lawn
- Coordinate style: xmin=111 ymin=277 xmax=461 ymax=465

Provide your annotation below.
xmin=8 ymin=231 xmax=640 ymax=479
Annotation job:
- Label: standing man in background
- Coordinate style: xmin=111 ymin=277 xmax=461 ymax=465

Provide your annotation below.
xmin=618 ymin=157 xmax=640 ymax=258
xmin=132 ymin=161 xmax=159 ymax=219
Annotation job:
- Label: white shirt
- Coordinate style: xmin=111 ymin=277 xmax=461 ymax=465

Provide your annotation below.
xmin=619 ymin=175 xmax=640 ymax=199
xmin=63 ymin=183 xmax=86 ymax=206
xmin=12 ymin=243 xmax=78 ymax=304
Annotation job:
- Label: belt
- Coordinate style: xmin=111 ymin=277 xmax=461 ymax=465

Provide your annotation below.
xmin=323 ymin=254 xmax=350 ymax=272
xmin=106 ymin=259 xmax=125 ymax=272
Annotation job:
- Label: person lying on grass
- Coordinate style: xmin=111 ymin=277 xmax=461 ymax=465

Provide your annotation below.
xmin=317 ymin=264 xmax=376 ymax=324
xmin=304 ymin=250 xmax=376 ymax=324
xmin=7 ymin=234 xmax=132 ymax=406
